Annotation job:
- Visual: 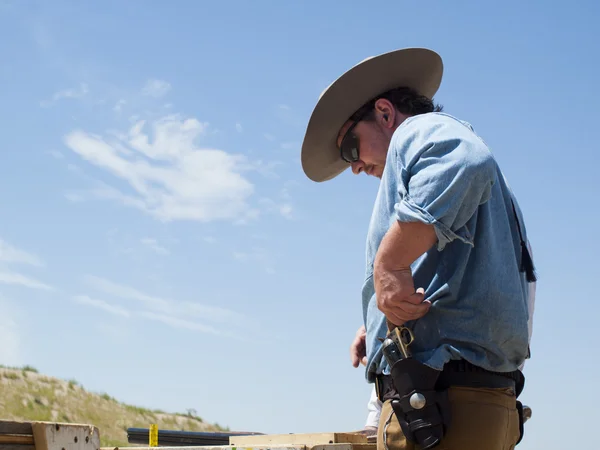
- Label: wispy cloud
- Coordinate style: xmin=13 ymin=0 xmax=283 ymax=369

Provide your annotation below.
xmin=83 ymin=275 xmax=170 ymax=311
xmin=140 ymin=238 xmax=170 ymax=255
xmin=56 ymin=79 xmax=290 ymax=224
xmin=63 ymin=114 xmax=262 ymax=223
xmin=73 ymin=295 xmax=130 ymax=317
xmin=0 ymin=238 xmax=52 ymax=291
xmin=0 ymin=270 xmax=53 ymax=291
xmin=82 ymin=275 xmax=250 ymax=335
xmin=71 ymin=290 xmax=226 ymax=337
xmin=0 ymin=239 xmax=44 ymax=267
xmin=40 ymin=82 xmax=89 ymax=107
xmin=142 ymin=79 xmax=171 ymax=98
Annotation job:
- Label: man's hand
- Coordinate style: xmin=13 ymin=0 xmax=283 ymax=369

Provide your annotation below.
xmin=375 ymin=268 xmax=430 ymax=326
xmin=373 ymin=220 xmax=437 ymax=326
xmin=350 ymin=325 xmax=367 ymax=367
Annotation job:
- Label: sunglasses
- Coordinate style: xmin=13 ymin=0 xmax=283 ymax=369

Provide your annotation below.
xmin=339 ymin=120 xmax=361 ymax=163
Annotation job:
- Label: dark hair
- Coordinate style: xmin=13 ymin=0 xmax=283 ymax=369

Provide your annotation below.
xmin=349 ymin=86 xmax=443 ymax=122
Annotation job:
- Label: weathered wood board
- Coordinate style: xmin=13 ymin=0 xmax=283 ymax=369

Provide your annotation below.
xmin=102 ymin=447 xmax=306 ymax=450
xmin=0 ymin=420 xmax=34 ymax=435
xmin=0 ymin=434 xmax=35 ymax=444
xmin=229 ymin=433 xmax=368 ymax=446
xmin=31 ymin=421 xmax=100 ymax=450
xmin=103 ymin=445 xmax=376 ymax=450
xmin=0 ymin=420 xmax=100 ymax=450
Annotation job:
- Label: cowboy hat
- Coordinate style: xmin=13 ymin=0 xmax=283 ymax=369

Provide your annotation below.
xmin=300 ymin=48 xmax=443 ymax=182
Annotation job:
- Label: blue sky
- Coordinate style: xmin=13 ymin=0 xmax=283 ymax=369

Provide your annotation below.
xmin=0 ymin=1 xmax=598 ymax=448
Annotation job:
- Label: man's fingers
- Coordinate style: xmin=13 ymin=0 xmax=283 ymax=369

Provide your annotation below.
xmin=352 ymin=350 xmax=366 ymax=368
xmin=383 ymin=295 xmax=431 ymax=325
xmin=387 ymin=308 xmax=426 ymax=324
xmin=402 ymin=289 xmax=426 ymax=305
xmin=350 ymin=343 xmax=360 ymax=366
xmin=377 ymin=285 xmax=431 ymax=325
xmin=395 ymin=295 xmax=430 ymax=315
xmin=350 ymin=330 xmax=367 ymax=368
xmin=351 ymin=346 xmax=362 ymax=367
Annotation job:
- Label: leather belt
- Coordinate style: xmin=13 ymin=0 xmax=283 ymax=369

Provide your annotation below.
xmin=374 ymin=359 xmax=523 ymax=403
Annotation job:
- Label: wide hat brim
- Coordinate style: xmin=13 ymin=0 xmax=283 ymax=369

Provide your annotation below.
xmin=301 ymin=48 xmax=443 ymax=182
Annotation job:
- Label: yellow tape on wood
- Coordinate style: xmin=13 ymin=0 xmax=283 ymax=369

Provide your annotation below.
xmin=149 ymin=424 xmax=158 ymax=447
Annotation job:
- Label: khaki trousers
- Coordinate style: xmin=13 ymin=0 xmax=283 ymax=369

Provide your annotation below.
xmin=376 ymin=386 xmax=522 ymax=450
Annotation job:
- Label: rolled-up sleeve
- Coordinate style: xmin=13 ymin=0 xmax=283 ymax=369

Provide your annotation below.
xmin=392 ymin=116 xmax=498 ymax=250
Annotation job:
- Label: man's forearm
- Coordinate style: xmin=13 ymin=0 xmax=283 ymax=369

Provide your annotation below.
xmin=372 ymin=220 xmax=438 ymax=326
xmin=374 ymin=220 xmax=438 ymax=273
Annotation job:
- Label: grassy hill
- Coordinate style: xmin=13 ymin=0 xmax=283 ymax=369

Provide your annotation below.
xmin=0 ymin=365 xmax=228 ymax=447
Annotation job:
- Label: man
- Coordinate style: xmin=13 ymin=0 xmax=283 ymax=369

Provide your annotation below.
xmin=300 ymin=48 xmax=536 ymax=449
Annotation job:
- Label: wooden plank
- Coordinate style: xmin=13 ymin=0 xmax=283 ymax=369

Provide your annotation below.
xmin=102 ymin=447 xmax=305 ymax=450
xmin=230 ymin=433 xmax=368 ymax=446
xmin=349 ymin=444 xmax=376 ymax=450
xmin=31 ymin=422 xmax=100 ymax=450
xmin=0 ymin=421 xmax=33 ymax=435
xmin=312 ymin=444 xmax=376 ymax=450
xmin=0 ymin=434 xmax=35 ymax=444
xmin=0 ymin=445 xmax=35 ymax=450
xmin=101 ymin=445 xmax=372 ymax=450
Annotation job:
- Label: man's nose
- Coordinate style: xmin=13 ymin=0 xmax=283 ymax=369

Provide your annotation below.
xmin=351 ymin=160 xmax=365 ymax=175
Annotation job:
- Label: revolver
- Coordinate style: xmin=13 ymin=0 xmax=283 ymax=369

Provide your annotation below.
xmin=381 ymin=325 xmax=415 ymax=366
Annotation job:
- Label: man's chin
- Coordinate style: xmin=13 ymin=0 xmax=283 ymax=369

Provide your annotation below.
xmin=361 ymin=165 xmax=384 ymax=178
xmin=370 ymin=167 xmax=383 ymax=179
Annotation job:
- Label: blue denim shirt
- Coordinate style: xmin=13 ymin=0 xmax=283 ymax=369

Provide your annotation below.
xmin=362 ymin=112 xmax=532 ymax=383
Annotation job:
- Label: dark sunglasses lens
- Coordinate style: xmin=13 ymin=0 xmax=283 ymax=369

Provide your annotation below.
xmin=341 ymin=134 xmax=359 ymax=162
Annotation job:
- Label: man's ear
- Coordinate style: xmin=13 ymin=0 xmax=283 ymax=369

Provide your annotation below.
xmin=374 ymin=98 xmax=395 ymax=128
